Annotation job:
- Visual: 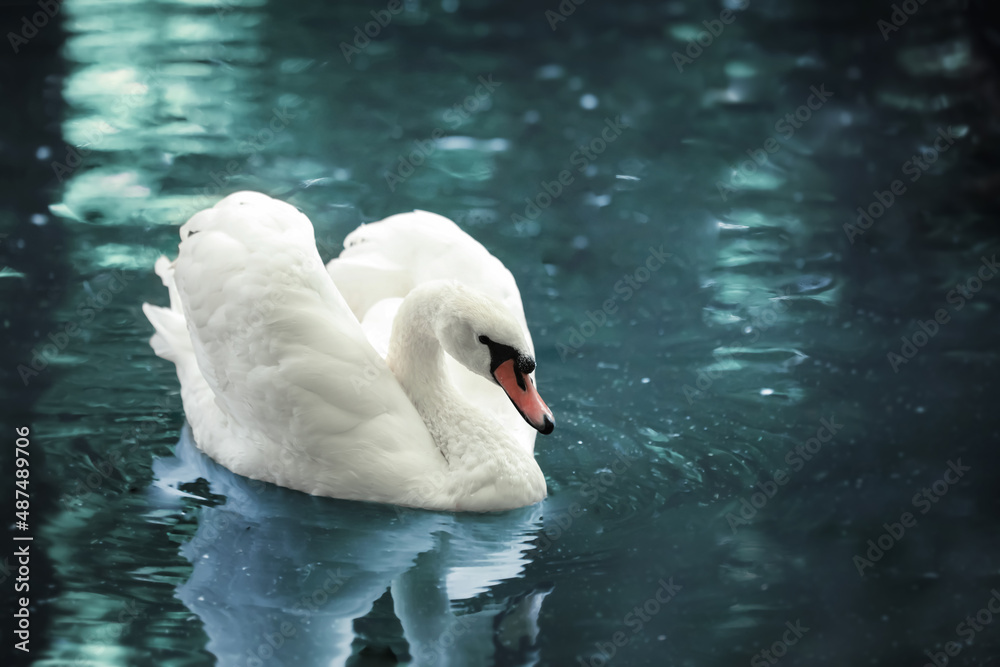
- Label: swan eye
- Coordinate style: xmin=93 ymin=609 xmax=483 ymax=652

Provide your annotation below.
xmin=478 ymin=335 xmax=489 ymax=344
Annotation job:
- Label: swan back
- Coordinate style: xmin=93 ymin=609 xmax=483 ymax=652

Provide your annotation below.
xmin=330 ymin=211 xmax=527 ymax=334
xmin=165 ymin=192 xmax=450 ymax=505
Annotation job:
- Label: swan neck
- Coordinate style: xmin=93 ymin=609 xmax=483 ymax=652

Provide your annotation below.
xmin=386 ymin=289 xmax=450 ymax=395
xmin=386 ymin=283 xmax=546 ymax=510
xmin=387 ymin=285 xmax=509 ymax=454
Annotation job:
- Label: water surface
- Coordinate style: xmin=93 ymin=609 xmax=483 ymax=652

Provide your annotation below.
xmin=4 ymin=0 xmax=1000 ymax=665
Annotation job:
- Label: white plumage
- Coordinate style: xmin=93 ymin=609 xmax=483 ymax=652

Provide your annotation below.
xmin=143 ymin=191 xmax=553 ymax=511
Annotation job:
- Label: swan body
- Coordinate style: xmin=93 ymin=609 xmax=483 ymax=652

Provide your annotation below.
xmin=143 ymin=191 xmax=554 ymax=511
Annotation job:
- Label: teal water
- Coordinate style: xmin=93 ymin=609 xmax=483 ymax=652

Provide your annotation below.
xmin=4 ymin=0 xmax=1000 ymax=665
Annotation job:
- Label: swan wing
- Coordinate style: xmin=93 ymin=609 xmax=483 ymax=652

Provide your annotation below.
xmin=146 ymin=192 xmax=448 ymax=505
xmin=326 ymin=211 xmax=539 ymax=452
xmin=329 ymin=211 xmax=528 ymax=336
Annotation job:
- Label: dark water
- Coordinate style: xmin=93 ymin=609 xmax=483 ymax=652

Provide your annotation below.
xmin=2 ymin=0 xmax=1000 ymax=665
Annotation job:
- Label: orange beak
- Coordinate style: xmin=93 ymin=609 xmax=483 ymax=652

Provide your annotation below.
xmin=492 ymin=358 xmax=555 ymax=435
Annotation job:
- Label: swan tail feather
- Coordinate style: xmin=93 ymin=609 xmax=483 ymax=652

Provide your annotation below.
xmin=154 ymin=255 xmax=184 ymax=313
xmin=142 ymin=302 xmax=187 ymax=363
xmin=144 ymin=255 xmax=192 ymax=364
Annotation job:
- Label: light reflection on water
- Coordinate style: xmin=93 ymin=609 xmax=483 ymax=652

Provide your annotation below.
xmin=24 ymin=0 xmax=1000 ymax=665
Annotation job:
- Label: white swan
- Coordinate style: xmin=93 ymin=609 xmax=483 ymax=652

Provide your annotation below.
xmin=142 ymin=191 xmax=554 ymax=512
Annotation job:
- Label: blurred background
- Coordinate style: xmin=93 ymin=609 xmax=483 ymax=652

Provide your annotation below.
xmin=2 ymin=0 xmax=999 ymax=665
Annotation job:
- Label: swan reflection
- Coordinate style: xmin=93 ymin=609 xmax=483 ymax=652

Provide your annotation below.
xmin=153 ymin=426 xmax=551 ymax=667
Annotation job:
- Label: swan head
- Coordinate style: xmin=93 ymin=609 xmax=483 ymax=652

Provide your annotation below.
xmin=435 ymin=284 xmax=555 ymax=435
